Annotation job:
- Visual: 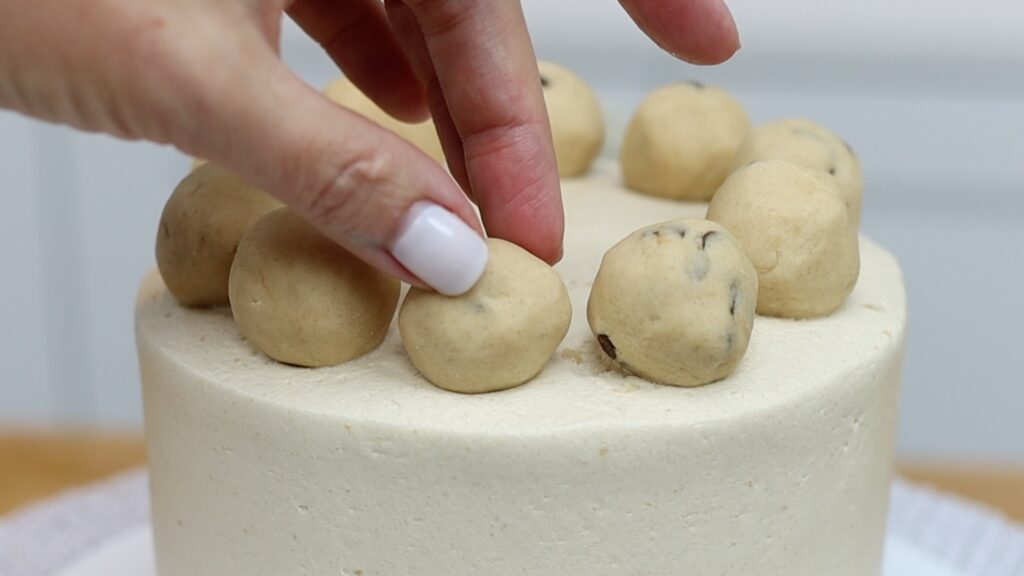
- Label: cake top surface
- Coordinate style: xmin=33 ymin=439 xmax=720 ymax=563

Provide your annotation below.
xmin=136 ymin=161 xmax=905 ymax=437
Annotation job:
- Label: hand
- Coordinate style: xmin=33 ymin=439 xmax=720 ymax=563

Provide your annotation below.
xmin=0 ymin=0 xmax=738 ymax=294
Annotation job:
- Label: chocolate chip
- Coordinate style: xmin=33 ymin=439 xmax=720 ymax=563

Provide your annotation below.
xmin=699 ymin=230 xmax=717 ymax=250
xmin=828 ymin=167 xmax=837 ymax=176
xmin=597 ymin=334 xmax=617 ymax=360
xmin=647 ymin=225 xmax=687 ymax=239
xmin=729 ymin=281 xmax=739 ymax=316
xmin=540 ymin=75 xmax=550 ymax=88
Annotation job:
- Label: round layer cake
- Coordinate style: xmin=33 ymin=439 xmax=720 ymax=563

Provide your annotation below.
xmin=136 ymin=161 xmax=906 ymax=576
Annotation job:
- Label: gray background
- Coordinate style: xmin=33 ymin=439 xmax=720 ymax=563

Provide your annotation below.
xmin=1 ymin=0 xmax=1022 ymax=463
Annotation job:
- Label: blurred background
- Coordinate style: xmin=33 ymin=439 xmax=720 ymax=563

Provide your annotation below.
xmin=0 ymin=0 xmax=1021 ymax=508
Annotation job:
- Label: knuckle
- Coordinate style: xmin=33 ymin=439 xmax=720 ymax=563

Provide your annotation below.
xmin=461 ymin=117 xmax=541 ymax=166
xmin=301 ymin=148 xmax=393 ymax=245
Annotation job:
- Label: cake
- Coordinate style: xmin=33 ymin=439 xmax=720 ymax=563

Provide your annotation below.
xmin=136 ymin=159 xmax=906 ymax=575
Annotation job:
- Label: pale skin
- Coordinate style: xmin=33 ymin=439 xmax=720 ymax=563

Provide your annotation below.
xmin=0 ymin=0 xmax=739 ymax=285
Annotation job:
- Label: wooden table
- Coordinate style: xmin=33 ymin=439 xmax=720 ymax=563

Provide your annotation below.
xmin=2 ymin=431 xmax=1023 ymax=522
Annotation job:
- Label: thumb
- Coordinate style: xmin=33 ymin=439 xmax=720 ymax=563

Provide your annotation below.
xmin=186 ymin=57 xmax=488 ymax=296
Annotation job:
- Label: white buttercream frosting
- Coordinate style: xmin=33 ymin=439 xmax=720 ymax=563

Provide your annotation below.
xmin=137 ymin=161 xmax=906 ymax=576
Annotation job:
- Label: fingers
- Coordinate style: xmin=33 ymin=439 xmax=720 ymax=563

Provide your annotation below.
xmin=288 ymin=0 xmax=427 ymax=122
xmin=384 ymin=0 xmax=470 ymax=192
xmin=187 ymin=45 xmax=488 ymax=295
xmin=617 ymin=0 xmax=740 ymax=64
xmin=401 ymin=0 xmax=564 ymax=264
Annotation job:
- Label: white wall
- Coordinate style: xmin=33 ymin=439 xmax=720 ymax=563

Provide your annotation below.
xmin=0 ymin=1 xmax=1022 ymax=462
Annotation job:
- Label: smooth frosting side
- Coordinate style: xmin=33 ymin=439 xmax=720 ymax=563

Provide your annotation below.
xmin=138 ymin=160 xmax=906 ymax=575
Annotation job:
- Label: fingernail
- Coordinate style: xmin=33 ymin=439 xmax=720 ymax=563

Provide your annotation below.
xmin=389 ymin=201 xmax=489 ymax=296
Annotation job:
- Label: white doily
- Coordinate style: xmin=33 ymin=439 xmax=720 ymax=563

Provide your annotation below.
xmin=1 ymin=470 xmax=1022 ymax=576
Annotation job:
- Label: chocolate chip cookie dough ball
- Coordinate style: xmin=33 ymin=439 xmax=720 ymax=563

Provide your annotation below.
xmin=732 ymin=118 xmax=863 ymax=225
xmin=538 ymin=60 xmax=605 ymax=177
xmin=324 ymin=76 xmax=445 ymax=164
xmin=707 ymin=160 xmax=860 ymax=318
xmin=620 ymin=82 xmax=750 ymax=201
xmin=229 ymin=208 xmax=400 ymax=367
xmin=399 ymin=239 xmax=571 ymax=394
xmin=156 ymin=163 xmax=282 ymax=307
xmin=588 ymin=219 xmax=757 ymax=387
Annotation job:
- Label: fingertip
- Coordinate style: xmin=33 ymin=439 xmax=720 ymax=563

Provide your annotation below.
xmin=521 ymin=204 xmax=565 ymax=266
xmin=530 ymin=224 xmax=565 ymax=266
xmin=620 ymin=0 xmax=741 ymax=65
xmin=688 ymin=2 xmax=740 ymax=65
xmin=483 ymin=185 xmax=565 ymax=266
xmin=506 ymin=230 xmax=564 ymax=266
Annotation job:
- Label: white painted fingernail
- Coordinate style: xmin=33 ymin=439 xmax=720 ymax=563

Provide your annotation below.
xmin=389 ymin=201 xmax=489 ymax=296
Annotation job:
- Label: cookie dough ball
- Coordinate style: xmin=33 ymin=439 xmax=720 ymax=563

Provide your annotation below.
xmin=229 ymin=208 xmax=400 ymax=367
xmin=399 ymin=239 xmax=571 ymax=394
xmin=732 ymin=118 xmax=863 ymax=225
xmin=538 ymin=60 xmax=605 ymax=177
xmin=707 ymin=160 xmax=860 ymax=318
xmin=156 ymin=163 xmax=282 ymax=307
xmin=620 ymin=82 xmax=750 ymax=201
xmin=324 ymin=76 xmax=445 ymax=164
xmin=588 ymin=219 xmax=758 ymax=387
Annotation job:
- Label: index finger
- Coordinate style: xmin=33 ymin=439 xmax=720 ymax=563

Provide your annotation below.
xmin=618 ymin=0 xmax=740 ymax=64
xmin=402 ymin=0 xmax=564 ymax=264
